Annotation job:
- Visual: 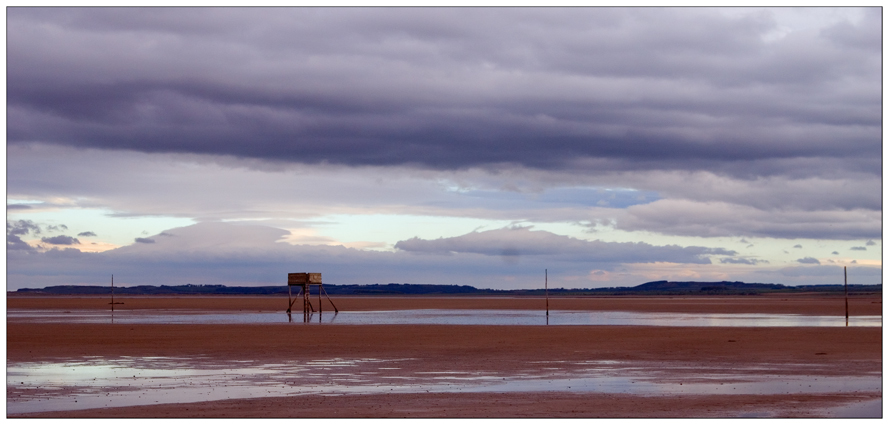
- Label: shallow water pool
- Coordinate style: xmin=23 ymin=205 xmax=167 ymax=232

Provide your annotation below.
xmin=7 ymin=309 xmax=882 ymax=327
xmin=6 ymin=356 xmax=881 ymax=416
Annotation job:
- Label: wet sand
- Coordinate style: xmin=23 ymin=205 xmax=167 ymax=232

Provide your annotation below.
xmin=7 ymin=294 xmax=882 ymax=418
xmin=8 ymin=292 xmax=883 ymax=315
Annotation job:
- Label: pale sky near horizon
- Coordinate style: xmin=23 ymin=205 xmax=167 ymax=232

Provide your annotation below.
xmin=5 ymin=7 xmax=883 ymax=290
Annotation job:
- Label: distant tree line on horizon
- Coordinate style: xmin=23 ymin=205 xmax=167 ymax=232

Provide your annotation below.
xmin=11 ymin=280 xmax=882 ymax=296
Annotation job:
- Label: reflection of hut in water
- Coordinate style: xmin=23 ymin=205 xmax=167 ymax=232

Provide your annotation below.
xmin=287 ymin=272 xmax=338 ymax=322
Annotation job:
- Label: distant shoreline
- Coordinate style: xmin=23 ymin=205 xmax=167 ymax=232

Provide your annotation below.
xmin=9 ymin=280 xmax=882 ymax=297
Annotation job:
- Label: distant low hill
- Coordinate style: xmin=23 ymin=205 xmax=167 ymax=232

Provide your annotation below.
xmin=10 ymin=281 xmax=881 ymax=296
xmin=596 ymin=280 xmax=881 ymax=295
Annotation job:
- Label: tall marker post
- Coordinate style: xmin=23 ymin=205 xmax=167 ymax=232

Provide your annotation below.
xmin=545 ymin=269 xmax=549 ymax=318
xmin=109 ymin=274 xmax=125 ymax=311
xmin=844 ymin=266 xmax=849 ymax=326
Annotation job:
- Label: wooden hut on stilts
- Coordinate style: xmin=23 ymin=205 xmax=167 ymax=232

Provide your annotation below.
xmin=287 ymin=272 xmax=338 ymax=322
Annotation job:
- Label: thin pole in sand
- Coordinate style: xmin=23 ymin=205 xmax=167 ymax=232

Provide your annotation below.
xmin=109 ymin=274 xmax=124 ymax=311
xmin=844 ymin=266 xmax=849 ymax=326
xmin=545 ymin=269 xmax=549 ymax=317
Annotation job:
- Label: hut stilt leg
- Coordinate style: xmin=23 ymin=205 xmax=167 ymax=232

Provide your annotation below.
xmin=288 ymin=287 xmax=302 ymax=312
xmin=321 ymin=285 xmax=339 ymax=313
xmin=303 ymin=284 xmax=308 ymax=322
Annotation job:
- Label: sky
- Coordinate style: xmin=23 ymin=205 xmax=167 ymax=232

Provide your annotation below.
xmin=5 ymin=7 xmax=883 ymax=290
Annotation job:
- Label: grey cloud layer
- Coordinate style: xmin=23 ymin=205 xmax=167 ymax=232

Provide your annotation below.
xmin=6 ymin=222 xmax=571 ymax=289
xmin=8 ymin=145 xmax=881 ymax=241
xmin=616 ymin=199 xmax=881 ymax=240
xmin=7 ymin=220 xmax=41 ymax=251
xmin=2 ymin=222 xmax=729 ymax=290
xmin=8 ymin=8 xmax=880 ymax=176
xmin=40 ymin=235 xmax=81 ymax=245
xmin=8 ymin=222 xmax=877 ymax=291
xmin=394 ymin=226 xmax=735 ymax=264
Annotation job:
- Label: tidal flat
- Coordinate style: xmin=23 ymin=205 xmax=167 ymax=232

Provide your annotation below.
xmin=7 ymin=294 xmax=882 ymax=418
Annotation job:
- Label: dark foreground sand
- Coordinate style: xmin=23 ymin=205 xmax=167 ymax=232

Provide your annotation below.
xmin=7 ymin=294 xmax=882 ymax=418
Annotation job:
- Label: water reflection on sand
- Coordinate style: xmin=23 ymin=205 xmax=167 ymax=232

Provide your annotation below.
xmin=7 ymin=309 xmax=883 ymax=327
xmin=7 ymin=356 xmax=881 ymax=415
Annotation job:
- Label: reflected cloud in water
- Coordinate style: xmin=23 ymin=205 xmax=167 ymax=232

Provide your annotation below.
xmin=7 ymin=356 xmax=881 ymax=415
xmin=8 ymin=309 xmax=883 ymax=327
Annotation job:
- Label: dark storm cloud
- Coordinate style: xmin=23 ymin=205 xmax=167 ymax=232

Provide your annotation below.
xmin=135 ymin=237 xmax=156 ymax=244
xmin=850 ymin=246 xmax=866 ymax=251
xmin=7 ymin=204 xmax=32 ymax=210
xmin=78 ymin=231 xmax=97 ymax=237
xmin=46 ymin=224 xmax=69 ymax=232
xmin=394 ymin=226 xmax=735 ymax=264
xmin=7 ymin=8 xmax=881 ymax=176
xmin=40 ymin=235 xmax=81 ymax=245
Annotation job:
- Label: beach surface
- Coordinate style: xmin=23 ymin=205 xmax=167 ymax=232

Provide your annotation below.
xmin=7 ymin=294 xmax=882 ymax=418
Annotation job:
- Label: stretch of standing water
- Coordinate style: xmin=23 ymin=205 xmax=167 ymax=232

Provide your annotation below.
xmin=6 ymin=309 xmax=882 ymax=326
xmin=7 ymin=356 xmax=882 ymax=416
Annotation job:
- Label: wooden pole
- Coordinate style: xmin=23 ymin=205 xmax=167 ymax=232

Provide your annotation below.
xmin=844 ymin=266 xmax=849 ymax=325
xmin=109 ymin=274 xmax=124 ymax=311
xmin=545 ymin=269 xmax=549 ymax=317
xmin=304 ymin=284 xmax=309 ymax=322
xmin=305 ymin=286 xmax=316 ymax=313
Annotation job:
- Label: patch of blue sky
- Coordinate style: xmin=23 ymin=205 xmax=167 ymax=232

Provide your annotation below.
xmin=6 ymin=207 xmax=195 ymax=248
xmin=7 ymin=199 xmax=45 ymax=205
xmin=304 ymin=214 xmax=517 ymax=250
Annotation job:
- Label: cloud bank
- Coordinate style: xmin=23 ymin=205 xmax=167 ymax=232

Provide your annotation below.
xmin=8 ymin=8 xmax=880 ymax=177
xmin=5 ymin=222 xmax=734 ymax=290
xmin=395 ymin=227 xmax=734 ymax=264
xmin=6 ymin=8 xmax=881 ymax=290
